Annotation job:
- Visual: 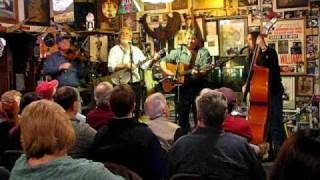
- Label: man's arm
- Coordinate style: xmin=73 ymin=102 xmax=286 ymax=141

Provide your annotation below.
xmin=108 ymin=46 xmax=136 ymax=72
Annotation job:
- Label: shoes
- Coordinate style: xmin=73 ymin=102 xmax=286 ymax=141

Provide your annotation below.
xmin=258 ymin=142 xmax=270 ymax=160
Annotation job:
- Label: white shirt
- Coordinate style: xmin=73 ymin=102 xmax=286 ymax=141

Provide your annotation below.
xmin=108 ymin=44 xmax=147 ymax=84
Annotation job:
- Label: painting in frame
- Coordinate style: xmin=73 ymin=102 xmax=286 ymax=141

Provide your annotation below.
xmin=282 ymin=76 xmax=296 ymax=109
xmin=24 ymin=0 xmax=50 ymax=26
xmin=143 ymin=2 xmax=168 ymax=13
xmin=121 ymin=13 xmax=137 ymax=32
xmin=171 ymin=0 xmax=188 ymax=10
xmin=0 ymin=0 xmax=18 ymax=23
xmin=276 ymin=0 xmax=308 ymax=9
xmin=297 ymin=75 xmax=314 ymax=96
xmin=219 ymin=19 xmax=247 ymax=57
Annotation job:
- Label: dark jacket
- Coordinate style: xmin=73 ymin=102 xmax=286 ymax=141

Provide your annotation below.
xmin=43 ymin=51 xmax=87 ymax=87
xmin=91 ymin=117 xmax=165 ymax=180
xmin=167 ymin=127 xmax=266 ymax=180
xmin=242 ymin=47 xmax=284 ymax=95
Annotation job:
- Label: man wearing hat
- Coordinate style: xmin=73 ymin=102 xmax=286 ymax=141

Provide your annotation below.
xmin=42 ymin=34 xmax=86 ymax=87
xmin=35 ymin=80 xmax=59 ymax=100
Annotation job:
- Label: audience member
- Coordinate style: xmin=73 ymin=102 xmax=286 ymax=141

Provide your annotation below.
xmin=35 ymin=80 xmax=59 ymax=100
xmin=269 ymin=129 xmax=320 ymax=180
xmin=91 ymin=85 xmax=165 ymax=180
xmin=10 ymin=100 xmax=124 ymax=180
xmin=215 ymin=87 xmax=253 ymax=141
xmin=209 ymin=87 xmax=269 ymax=159
xmin=87 ymin=82 xmax=113 ymax=130
xmin=144 ymin=92 xmax=182 ymax=151
xmin=54 ymin=86 xmax=96 ymax=158
xmin=0 ymin=90 xmax=21 ymax=155
xmin=9 ymin=92 xmax=41 ymax=150
xmin=167 ymin=89 xmax=266 ymax=180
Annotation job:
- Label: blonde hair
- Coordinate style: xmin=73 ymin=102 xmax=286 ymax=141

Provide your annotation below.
xmin=20 ymin=100 xmax=75 ymax=158
xmin=1 ymin=90 xmax=22 ymax=103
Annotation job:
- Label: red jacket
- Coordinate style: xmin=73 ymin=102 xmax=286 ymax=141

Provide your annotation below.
xmin=86 ymin=105 xmax=113 ymax=130
xmin=223 ymin=115 xmax=253 ymax=142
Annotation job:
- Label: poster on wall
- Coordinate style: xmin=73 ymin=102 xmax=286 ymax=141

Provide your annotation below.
xmin=90 ymin=35 xmax=108 ymax=63
xmin=219 ymin=19 xmax=246 ymax=57
xmin=52 ymin=0 xmax=74 ymax=23
xmin=265 ymin=19 xmax=305 ymax=74
xmin=282 ymin=76 xmax=296 ymax=109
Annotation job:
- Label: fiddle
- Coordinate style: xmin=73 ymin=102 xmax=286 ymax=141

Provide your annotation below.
xmin=64 ymin=46 xmax=89 ymax=62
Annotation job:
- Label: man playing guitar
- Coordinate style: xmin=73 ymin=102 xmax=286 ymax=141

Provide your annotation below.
xmin=160 ymin=28 xmax=211 ymax=134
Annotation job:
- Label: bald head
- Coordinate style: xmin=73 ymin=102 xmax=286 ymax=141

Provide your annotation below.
xmin=144 ymin=93 xmax=168 ymax=120
xmin=94 ymin=82 xmax=113 ymax=107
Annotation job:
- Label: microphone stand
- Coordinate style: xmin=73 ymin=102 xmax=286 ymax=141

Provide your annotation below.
xmin=129 ymin=44 xmax=133 ymax=84
xmin=175 ymin=45 xmax=184 ymax=122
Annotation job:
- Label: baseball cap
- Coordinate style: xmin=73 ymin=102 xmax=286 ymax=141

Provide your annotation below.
xmin=36 ymin=80 xmax=59 ymax=100
xmin=215 ymin=87 xmax=236 ymax=104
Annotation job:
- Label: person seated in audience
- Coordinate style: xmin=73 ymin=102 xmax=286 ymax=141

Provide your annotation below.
xmin=91 ymin=85 xmax=165 ymax=180
xmin=35 ymin=80 xmax=59 ymax=100
xmin=54 ymin=86 xmax=96 ymax=158
xmin=144 ymin=92 xmax=182 ymax=151
xmin=215 ymin=87 xmax=253 ymax=141
xmin=269 ymin=128 xmax=320 ymax=180
xmin=0 ymin=90 xmax=21 ymax=155
xmin=9 ymin=92 xmax=41 ymax=150
xmin=87 ymin=82 xmax=113 ymax=130
xmin=204 ymin=87 xmax=269 ymax=159
xmin=167 ymin=89 xmax=266 ymax=180
xmin=10 ymin=100 xmax=124 ymax=180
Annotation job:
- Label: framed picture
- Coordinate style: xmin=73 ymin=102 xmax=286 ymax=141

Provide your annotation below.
xmin=297 ymin=75 xmax=314 ymax=96
xmin=0 ymin=0 xmax=18 ymax=23
xmin=306 ymin=35 xmax=319 ymax=60
xmin=239 ymin=0 xmax=258 ymax=6
xmin=52 ymin=0 xmax=74 ymax=23
xmin=276 ymin=0 xmax=308 ymax=9
xmin=24 ymin=0 xmax=50 ymax=26
xmin=265 ymin=19 xmax=306 ymax=74
xmin=121 ymin=13 xmax=137 ymax=32
xmin=171 ymin=0 xmax=188 ymax=10
xmin=282 ymin=76 xmax=296 ymax=109
xmin=89 ymin=35 xmax=108 ymax=63
xmin=219 ymin=19 xmax=247 ymax=57
xmin=193 ymin=0 xmax=224 ymax=10
xmin=143 ymin=2 xmax=168 ymax=13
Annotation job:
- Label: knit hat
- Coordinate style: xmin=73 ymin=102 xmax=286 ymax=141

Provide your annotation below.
xmin=215 ymin=87 xmax=236 ymax=104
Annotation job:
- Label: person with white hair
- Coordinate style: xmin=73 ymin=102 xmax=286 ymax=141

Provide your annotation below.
xmin=86 ymin=81 xmax=113 ymax=130
xmin=167 ymin=89 xmax=266 ymax=180
xmin=144 ymin=92 xmax=182 ymax=151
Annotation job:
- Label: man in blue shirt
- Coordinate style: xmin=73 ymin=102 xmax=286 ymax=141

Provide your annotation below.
xmin=43 ymin=35 xmax=86 ymax=87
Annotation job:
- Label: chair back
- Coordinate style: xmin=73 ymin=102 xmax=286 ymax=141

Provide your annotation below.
xmin=169 ymin=173 xmax=227 ymax=180
xmin=104 ymin=162 xmax=143 ymax=180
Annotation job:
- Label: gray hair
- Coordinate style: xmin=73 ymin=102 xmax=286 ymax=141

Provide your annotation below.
xmin=94 ymin=81 xmax=113 ymax=107
xmin=144 ymin=92 xmax=167 ymax=120
xmin=196 ymin=89 xmax=227 ymax=127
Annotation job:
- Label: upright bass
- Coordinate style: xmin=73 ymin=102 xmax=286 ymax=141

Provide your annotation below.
xmin=245 ymin=18 xmax=277 ymax=145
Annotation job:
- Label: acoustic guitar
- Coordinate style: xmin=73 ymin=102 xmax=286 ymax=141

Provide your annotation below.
xmin=162 ymin=62 xmax=217 ymax=92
